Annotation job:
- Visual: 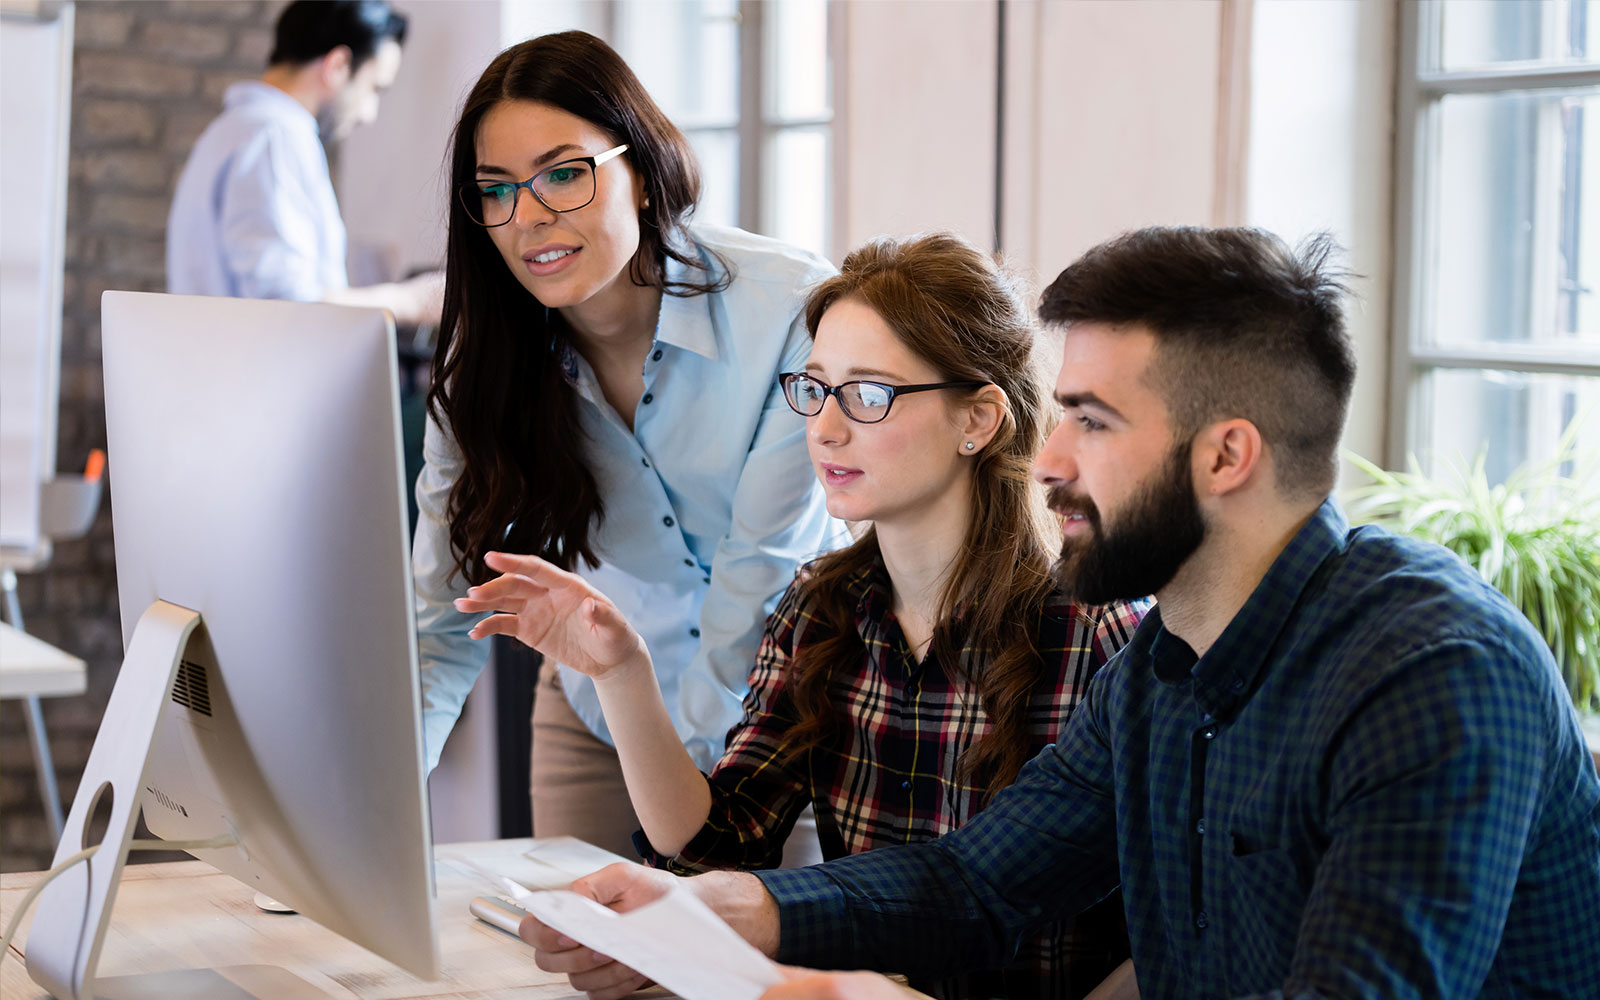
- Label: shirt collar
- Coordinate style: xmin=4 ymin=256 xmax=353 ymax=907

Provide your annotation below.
xmin=652 ymin=239 xmax=723 ymax=362
xmin=223 ymin=80 xmax=318 ymax=133
xmin=1188 ymin=497 xmax=1349 ymax=719
xmin=1132 ymin=498 xmax=1348 ymax=719
xmin=848 ymin=554 xmax=893 ymax=625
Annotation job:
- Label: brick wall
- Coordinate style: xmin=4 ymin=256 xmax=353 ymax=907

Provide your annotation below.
xmin=1 ymin=0 xmax=286 ymax=874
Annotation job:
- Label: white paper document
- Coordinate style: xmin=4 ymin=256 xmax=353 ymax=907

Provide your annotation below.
xmin=520 ymin=836 xmax=633 ymax=882
xmin=497 ymin=877 xmax=785 ymax=1000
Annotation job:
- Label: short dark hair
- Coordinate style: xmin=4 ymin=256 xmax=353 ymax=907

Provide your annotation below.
xmin=269 ymin=0 xmax=408 ymax=70
xmin=1039 ymin=226 xmax=1356 ymax=499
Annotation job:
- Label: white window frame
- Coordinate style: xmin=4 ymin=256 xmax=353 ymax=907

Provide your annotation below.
xmin=1390 ymin=0 xmax=1600 ymax=468
xmin=608 ymin=0 xmax=836 ymax=253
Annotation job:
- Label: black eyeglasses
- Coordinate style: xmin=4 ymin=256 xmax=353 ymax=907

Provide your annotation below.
xmin=778 ymin=372 xmax=987 ymax=424
xmin=457 ymin=143 xmax=630 ymax=227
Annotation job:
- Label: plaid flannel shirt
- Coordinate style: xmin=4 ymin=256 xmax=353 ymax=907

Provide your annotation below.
xmin=756 ymin=500 xmax=1600 ymax=999
xmin=638 ymin=559 xmax=1148 ymax=999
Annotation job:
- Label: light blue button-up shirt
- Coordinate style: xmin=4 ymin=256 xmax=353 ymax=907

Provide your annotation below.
xmin=166 ymin=81 xmax=348 ymax=302
xmin=414 ymin=224 xmax=845 ymax=772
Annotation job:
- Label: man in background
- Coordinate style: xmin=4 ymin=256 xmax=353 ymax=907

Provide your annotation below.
xmin=167 ymin=0 xmax=440 ymax=324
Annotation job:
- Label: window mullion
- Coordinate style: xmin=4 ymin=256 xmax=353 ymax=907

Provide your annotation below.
xmin=1412 ymin=343 xmax=1600 ymax=377
xmin=1419 ymin=63 xmax=1600 ymax=96
xmin=737 ymin=0 xmax=764 ymax=233
xmin=1390 ymin=0 xmax=1431 ymax=468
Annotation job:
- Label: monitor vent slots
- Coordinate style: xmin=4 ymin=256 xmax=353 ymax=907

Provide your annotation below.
xmin=171 ymin=659 xmax=213 ymax=716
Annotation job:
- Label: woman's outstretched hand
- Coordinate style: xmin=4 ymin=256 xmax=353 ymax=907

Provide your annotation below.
xmin=454 ymin=551 xmax=649 ymax=682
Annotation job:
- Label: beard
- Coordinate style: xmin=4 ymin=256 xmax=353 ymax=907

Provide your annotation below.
xmin=1048 ymin=439 xmax=1206 ymax=604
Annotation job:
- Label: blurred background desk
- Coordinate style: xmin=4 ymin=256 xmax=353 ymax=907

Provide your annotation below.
xmin=1 ymin=837 xmax=655 ymax=1000
xmin=0 ymin=621 xmax=85 ymax=843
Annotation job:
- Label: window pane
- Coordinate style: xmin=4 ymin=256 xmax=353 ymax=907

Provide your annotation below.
xmin=763 ymin=127 xmax=828 ymax=257
xmin=1428 ymin=89 xmax=1600 ymax=348
xmin=615 ymin=0 xmax=739 ymax=128
xmin=1419 ymin=368 xmax=1600 ymax=485
xmin=1439 ymin=0 xmax=1600 ymax=70
xmin=766 ymin=0 xmax=830 ymax=121
xmin=685 ymin=129 xmax=739 ymax=230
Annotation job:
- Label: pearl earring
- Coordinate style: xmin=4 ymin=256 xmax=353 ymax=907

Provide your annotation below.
xmin=964 ymin=441 xmax=976 ymax=451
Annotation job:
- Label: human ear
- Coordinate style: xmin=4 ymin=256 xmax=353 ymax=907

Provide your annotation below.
xmin=1193 ymin=418 xmax=1262 ymax=496
xmin=321 ymin=45 xmax=353 ymax=88
xmin=957 ymin=385 xmax=1008 ymax=455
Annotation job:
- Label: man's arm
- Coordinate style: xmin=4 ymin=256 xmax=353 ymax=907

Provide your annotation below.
xmin=324 ymin=270 xmax=443 ymax=326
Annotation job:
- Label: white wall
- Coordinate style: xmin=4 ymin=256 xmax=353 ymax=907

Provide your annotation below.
xmin=836 ymin=0 xmax=1229 ymax=289
xmin=337 ymin=0 xmax=505 ymax=276
xmin=831 ymin=0 xmax=998 ymax=258
xmin=1002 ymin=0 xmax=1226 ymax=285
xmin=1246 ymin=0 xmax=1396 ymax=476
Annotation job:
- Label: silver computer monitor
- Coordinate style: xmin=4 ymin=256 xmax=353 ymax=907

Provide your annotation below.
xmin=29 ymin=291 xmax=439 ymax=997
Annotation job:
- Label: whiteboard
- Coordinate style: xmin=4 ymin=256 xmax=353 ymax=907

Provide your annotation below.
xmin=0 ymin=1 xmax=73 ymax=551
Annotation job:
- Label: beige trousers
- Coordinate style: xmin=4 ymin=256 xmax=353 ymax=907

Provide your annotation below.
xmin=530 ymin=667 xmax=823 ymax=867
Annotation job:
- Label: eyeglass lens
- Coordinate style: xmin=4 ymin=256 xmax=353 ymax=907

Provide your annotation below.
xmin=466 ymin=160 xmax=596 ymax=225
xmin=784 ymin=376 xmax=893 ymax=422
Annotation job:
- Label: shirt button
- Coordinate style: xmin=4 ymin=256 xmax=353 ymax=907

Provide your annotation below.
xmin=1202 ymin=726 xmax=1217 ymax=740
xmin=689 ymin=628 xmax=700 ymax=638
xmin=683 ymin=558 xmax=695 ymax=567
xmin=1230 ymin=678 xmax=1246 ymax=692
xmin=1195 ymin=911 xmax=1208 ymax=930
xmin=1195 ymin=817 xmax=1206 ymax=835
xmin=901 ymin=780 xmax=911 ymax=790
xmin=641 ymin=457 xmax=650 ymax=467
xmin=642 ymin=393 xmax=654 ymax=405
xmin=652 ymin=349 xmax=663 ymax=362
xmin=663 ymin=515 xmax=675 ymax=528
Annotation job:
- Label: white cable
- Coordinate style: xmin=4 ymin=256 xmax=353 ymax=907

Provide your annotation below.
xmin=1 ymin=834 xmax=237 ymax=956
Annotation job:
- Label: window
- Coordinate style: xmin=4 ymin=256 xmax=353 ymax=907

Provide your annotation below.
xmin=1393 ymin=0 xmax=1600 ymax=484
xmin=614 ymin=0 xmax=834 ymax=258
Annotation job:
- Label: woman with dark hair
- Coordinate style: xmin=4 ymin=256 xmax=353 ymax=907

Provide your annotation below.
xmin=414 ymin=31 xmax=841 ymax=859
xmin=462 ymin=233 xmax=1147 ymax=999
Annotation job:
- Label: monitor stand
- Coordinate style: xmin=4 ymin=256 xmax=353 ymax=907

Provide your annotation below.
xmin=23 ymin=600 xmax=335 ymax=1000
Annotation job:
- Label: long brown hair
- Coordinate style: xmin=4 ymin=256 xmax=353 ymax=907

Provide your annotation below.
xmin=781 ymin=234 xmax=1059 ymax=802
xmin=428 ymin=31 xmax=731 ymax=585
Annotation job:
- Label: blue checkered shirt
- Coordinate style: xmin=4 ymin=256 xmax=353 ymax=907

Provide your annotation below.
xmin=756 ymin=500 xmax=1600 ymax=999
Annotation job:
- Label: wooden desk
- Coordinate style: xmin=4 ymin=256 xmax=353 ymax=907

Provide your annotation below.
xmin=2 ymin=838 xmax=655 ymax=999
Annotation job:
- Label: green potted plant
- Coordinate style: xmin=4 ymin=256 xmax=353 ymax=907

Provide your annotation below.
xmin=1344 ymin=417 xmax=1599 ymax=769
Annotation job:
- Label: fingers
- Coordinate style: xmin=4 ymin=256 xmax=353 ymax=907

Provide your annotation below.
xmin=485 ymin=550 xmax=572 ymax=585
xmin=456 ymin=572 xmax=542 ymax=608
xmin=465 ymin=613 xmax=521 ymax=641
xmin=568 ymin=961 xmax=652 ymax=1000
xmin=520 ymin=914 xmax=651 ymax=1000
